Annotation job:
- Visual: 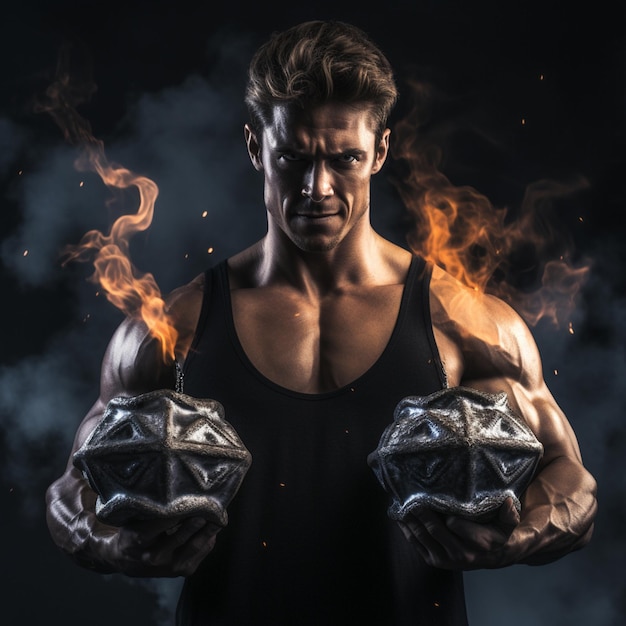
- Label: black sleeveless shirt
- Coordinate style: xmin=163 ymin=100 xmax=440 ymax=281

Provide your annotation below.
xmin=178 ymin=255 xmax=468 ymax=625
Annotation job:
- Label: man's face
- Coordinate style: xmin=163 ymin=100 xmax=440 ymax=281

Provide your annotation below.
xmin=245 ymin=102 xmax=390 ymax=253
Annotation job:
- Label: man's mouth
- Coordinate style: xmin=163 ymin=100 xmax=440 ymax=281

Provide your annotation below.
xmin=295 ymin=212 xmax=339 ymax=219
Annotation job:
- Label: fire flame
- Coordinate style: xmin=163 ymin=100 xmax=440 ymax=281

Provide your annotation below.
xmin=390 ymin=80 xmax=591 ymax=328
xmin=38 ymin=48 xmax=178 ymax=363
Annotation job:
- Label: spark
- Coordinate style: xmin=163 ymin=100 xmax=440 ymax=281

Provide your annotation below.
xmin=201 ymin=210 xmax=208 ymax=218
xmin=23 ymin=250 xmax=29 ymax=257
xmin=207 ymin=247 xmax=214 ymax=254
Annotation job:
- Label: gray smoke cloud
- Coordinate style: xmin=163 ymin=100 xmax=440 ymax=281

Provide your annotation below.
xmin=1 ymin=24 xmax=622 ymax=626
xmin=1 ymin=29 xmax=263 ymax=625
xmin=466 ymin=267 xmax=626 ymax=625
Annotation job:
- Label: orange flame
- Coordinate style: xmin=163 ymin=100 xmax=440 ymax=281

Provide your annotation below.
xmin=390 ymin=80 xmax=591 ymax=328
xmin=38 ymin=47 xmax=178 ymax=363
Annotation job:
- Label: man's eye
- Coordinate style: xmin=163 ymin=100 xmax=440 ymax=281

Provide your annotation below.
xmin=279 ymin=153 xmax=300 ymax=162
xmin=336 ymin=154 xmax=357 ymax=163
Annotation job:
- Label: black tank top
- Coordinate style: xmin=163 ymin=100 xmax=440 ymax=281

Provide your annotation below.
xmin=178 ymin=255 xmax=468 ymax=626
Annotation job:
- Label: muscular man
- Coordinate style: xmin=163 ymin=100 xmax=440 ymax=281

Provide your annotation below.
xmin=46 ymin=20 xmax=597 ymax=625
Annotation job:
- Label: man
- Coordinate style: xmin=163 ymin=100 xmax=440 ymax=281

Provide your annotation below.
xmin=46 ymin=20 xmax=597 ymax=625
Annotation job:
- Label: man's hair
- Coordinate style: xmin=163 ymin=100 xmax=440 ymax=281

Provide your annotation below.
xmin=245 ymin=20 xmax=398 ymax=142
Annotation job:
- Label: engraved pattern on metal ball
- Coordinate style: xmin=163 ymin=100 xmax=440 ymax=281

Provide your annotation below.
xmin=367 ymin=386 xmax=543 ymax=520
xmin=73 ymin=389 xmax=252 ymax=527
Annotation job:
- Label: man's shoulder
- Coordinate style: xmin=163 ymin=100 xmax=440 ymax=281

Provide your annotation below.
xmin=429 ymin=263 xmax=531 ymax=347
xmin=169 ymin=271 xmax=206 ymax=296
xmin=428 ymin=263 xmax=539 ymax=378
xmin=430 ymin=264 xmax=521 ymax=319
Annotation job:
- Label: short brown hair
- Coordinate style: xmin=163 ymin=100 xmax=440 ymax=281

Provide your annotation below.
xmin=245 ymin=20 xmax=398 ymax=141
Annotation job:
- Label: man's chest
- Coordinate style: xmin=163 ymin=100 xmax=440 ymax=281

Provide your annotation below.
xmin=230 ymin=284 xmax=405 ymax=393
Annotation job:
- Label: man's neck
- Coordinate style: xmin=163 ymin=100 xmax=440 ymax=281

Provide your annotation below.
xmin=228 ymin=229 xmax=412 ymax=295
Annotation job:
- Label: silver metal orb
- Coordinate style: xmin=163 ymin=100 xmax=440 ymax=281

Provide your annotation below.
xmin=367 ymin=386 xmax=543 ymax=521
xmin=73 ymin=389 xmax=252 ymax=527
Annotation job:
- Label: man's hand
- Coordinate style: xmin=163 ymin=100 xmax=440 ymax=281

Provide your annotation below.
xmin=110 ymin=516 xmax=221 ymax=577
xmin=397 ymin=497 xmax=520 ymax=570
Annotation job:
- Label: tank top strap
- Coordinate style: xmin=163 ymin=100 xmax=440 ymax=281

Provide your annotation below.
xmin=403 ymin=255 xmax=447 ymax=389
xmin=184 ymin=262 xmax=220 ymax=373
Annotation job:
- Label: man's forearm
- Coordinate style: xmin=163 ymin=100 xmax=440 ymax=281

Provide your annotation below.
xmin=505 ymin=456 xmax=597 ymax=565
xmin=45 ymin=469 xmax=118 ymax=573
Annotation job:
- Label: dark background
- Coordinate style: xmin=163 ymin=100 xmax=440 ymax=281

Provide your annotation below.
xmin=1 ymin=1 xmax=624 ymax=624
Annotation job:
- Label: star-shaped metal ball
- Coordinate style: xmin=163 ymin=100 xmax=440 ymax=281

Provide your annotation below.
xmin=367 ymin=386 xmax=543 ymax=521
xmin=73 ymin=389 xmax=252 ymax=527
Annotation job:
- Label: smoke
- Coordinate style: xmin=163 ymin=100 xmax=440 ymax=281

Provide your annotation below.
xmin=0 ymin=116 xmax=25 ymax=176
xmin=0 ymin=27 xmax=264 ymax=626
xmin=465 ymin=260 xmax=626 ymax=625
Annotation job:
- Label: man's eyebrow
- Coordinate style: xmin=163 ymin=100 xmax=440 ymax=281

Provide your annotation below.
xmin=334 ymin=148 xmax=367 ymax=157
xmin=273 ymin=146 xmax=368 ymax=157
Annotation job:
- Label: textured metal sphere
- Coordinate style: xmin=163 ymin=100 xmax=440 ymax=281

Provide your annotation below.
xmin=73 ymin=389 xmax=252 ymax=527
xmin=367 ymin=386 xmax=543 ymax=521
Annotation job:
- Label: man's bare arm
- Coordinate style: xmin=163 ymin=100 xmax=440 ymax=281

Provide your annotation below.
xmin=404 ymin=268 xmax=598 ymax=570
xmin=458 ymin=312 xmax=598 ymax=566
xmin=45 ymin=276 xmax=217 ymax=577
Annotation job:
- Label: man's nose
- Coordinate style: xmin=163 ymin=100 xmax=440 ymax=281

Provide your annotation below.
xmin=301 ymin=163 xmax=334 ymax=202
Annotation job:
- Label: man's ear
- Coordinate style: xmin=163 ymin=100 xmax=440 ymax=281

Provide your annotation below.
xmin=371 ymin=128 xmax=391 ymax=175
xmin=244 ymin=124 xmax=263 ymax=171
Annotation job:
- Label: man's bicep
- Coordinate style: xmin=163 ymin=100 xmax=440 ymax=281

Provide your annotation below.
xmin=464 ymin=357 xmax=584 ymax=467
xmin=459 ymin=308 xmax=583 ymax=463
xmin=431 ymin=272 xmax=585 ymax=465
xmin=66 ymin=317 xmax=175 ymax=458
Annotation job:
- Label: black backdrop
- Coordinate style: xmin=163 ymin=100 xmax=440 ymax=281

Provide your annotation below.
xmin=1 ymin=1 xmax=624 ymax=624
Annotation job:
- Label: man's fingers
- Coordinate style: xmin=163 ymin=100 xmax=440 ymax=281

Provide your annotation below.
xmin=399 ymin=502 xmax=523 ymax=569
xmin=498 ymin=496 xmax=521 ymax=529
xmin=171 ymin=523 xmax=220 ymax=575
xmin=120 ymin=517 xmax=220 ymax=576
xmin=445 ymin=499 xmax=520 ymax=551
xmin=401 ymin=509 xmax=470 ymax=569
xmin=126 ymin=517 xmax=184 ymax=544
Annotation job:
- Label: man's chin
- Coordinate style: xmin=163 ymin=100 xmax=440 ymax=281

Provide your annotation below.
xmin=290 ymin=233 xmax=343 ymax=253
